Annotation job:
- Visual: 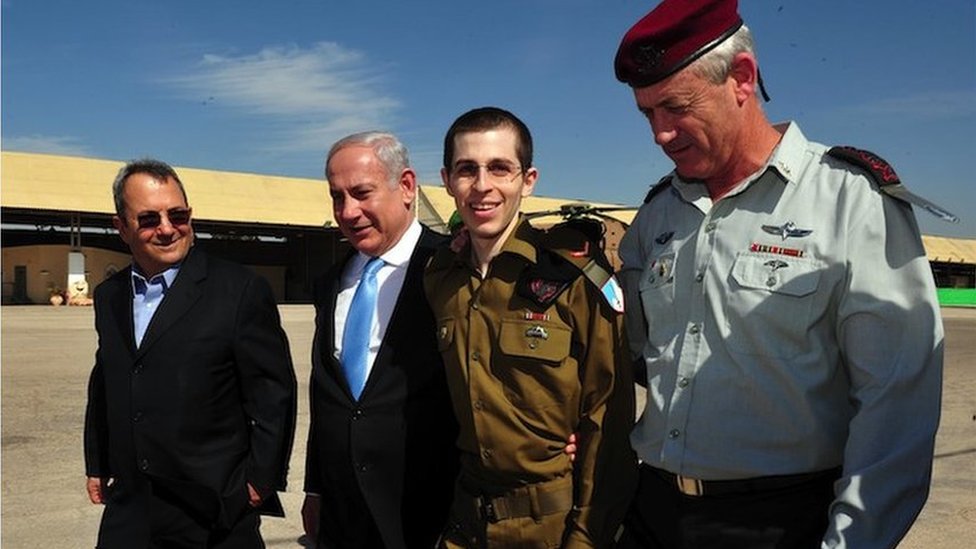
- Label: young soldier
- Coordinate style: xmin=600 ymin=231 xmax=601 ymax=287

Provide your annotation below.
xmin=425 ymin=107 xmax=636 ymax=548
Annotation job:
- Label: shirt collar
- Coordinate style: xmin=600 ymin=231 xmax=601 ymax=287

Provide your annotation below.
xmin=670 ymin=121 xmax=808 ymax=206
xmin=351 ymin=217 xmax=422 ymax=272
xmin=131 ymin=263 xmax=180 ymax=295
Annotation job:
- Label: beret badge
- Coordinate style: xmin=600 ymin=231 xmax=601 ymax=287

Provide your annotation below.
xmin=634 ymin=43 xmax=665 ymax=75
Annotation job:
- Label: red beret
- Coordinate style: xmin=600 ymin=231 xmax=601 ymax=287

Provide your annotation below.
xmin=615 ymin=0 xmax=743 ymax=88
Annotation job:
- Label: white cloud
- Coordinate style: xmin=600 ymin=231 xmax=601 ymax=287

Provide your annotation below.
xmin=1 ymin=134 xmax=91 ymax=156
xmin=166 ymin=42 xmax=400 ymax=152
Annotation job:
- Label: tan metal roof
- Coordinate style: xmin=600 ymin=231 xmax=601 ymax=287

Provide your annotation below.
xmin=1 ymin=151 xmax=335 ymax=228
xmin=922 ymin=235 xmax=976 ymax=264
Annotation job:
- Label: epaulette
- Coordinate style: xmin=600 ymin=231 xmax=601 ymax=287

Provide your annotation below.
xmin=827 ymin=146 xmax=958 ymax=222
xmin=518 ymin=223 xmax=624 ymax=312
xmin=643 ymin=175 xmax=673 ymax=204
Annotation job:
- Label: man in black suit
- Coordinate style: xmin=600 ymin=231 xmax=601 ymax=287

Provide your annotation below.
xmin=301 ymin=132 xmax=459 ymax=549
xmin=84 ymin=159 xmax=297 ymax=548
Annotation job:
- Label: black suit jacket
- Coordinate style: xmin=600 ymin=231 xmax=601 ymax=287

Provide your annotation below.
xmin=304 ymin=227 xmax=458 ymax=549
xmin=84 ymin=247 xmax=297 ymax=546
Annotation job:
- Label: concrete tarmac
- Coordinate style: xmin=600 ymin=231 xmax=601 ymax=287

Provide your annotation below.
xmin=2 ymin=305 xmax=973 ymax=548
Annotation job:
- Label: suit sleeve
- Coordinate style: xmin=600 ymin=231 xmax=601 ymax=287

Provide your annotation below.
xmin=233 ymin=274 xmax=298 ymax=492
xmin=824 ymin=189 xmax=944 ymax=548
xmin=84 ymin=356 xmax=110 ymax=477
xmin=564 ymin=277 xmax=638 ymax=548
xmin=303 ymin=279 xmax=326 ymax=495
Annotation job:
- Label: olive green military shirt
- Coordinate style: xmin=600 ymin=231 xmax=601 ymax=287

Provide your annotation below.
xmin=425 ymin=219 xmax=636 ymax=547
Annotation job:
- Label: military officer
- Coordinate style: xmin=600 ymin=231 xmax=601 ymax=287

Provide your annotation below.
xmin=425 ymin=106 xmax=636 ymax=548
xmin=613 ymin=1 xmax=944 ymax=548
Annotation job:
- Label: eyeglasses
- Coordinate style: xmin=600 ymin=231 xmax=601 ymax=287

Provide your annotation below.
xmin=135 ymin=207 xmax=192 ymax=230
xmin=450 ymin=161 xmax=522 ymax=182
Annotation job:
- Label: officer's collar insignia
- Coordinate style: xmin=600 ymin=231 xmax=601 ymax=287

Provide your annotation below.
xmin=525 ymin=325 xmax=549 ymax=340
xmin=655 ymin=231 xmax=675 ymax=245
xmin=761 ymin=221 xmax=812 ymax=241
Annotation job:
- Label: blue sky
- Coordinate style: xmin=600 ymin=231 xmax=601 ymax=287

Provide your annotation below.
xmin=3 ymin=0 xmax=974 ymax=237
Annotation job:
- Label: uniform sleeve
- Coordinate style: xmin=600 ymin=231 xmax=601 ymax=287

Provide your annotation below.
xmin=563 ymin=278 xmax=638 ymax=548
xmin=824 ymin=190 xmax=944 ymax=548
xmin=233 ymin=275 xmax=298 ymax=493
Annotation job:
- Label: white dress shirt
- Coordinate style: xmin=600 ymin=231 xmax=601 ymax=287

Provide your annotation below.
xmin=334 ymin=219 xmax=422 ymax=380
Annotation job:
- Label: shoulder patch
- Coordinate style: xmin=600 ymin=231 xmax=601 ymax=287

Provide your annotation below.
xmin=643 ymin=175 xmax=673 ymax=204
xmin=827 ymin=146 xmax=900 ymax=187
xmin=827 ymin=145 xmax=959 ymax=223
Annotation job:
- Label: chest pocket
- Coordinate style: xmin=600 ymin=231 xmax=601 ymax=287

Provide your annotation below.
xmin=497 ymin=318 xmax=574 ymax=409
xmin=725 ymin=252 xmax=823 ymax=359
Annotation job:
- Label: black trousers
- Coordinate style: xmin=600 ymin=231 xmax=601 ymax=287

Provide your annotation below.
xmin=617 ymin=464 xmax=839 ymax=549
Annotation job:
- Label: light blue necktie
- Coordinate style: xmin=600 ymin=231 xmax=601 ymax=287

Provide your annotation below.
xmin=341 ymin=257 xmax=384 ymax=400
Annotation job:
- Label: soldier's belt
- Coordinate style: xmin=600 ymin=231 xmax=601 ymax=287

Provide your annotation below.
xmin=645 ymin=464 xmax=842 ymax=497
xmin=458 ymin=476 xmax=575 ymax=523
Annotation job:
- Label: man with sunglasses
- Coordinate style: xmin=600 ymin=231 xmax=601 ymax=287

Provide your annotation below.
xmin=84 ymin=158 xmax=297 ymax=548
xmin=425 ymin=107 xmax=636 ymax=548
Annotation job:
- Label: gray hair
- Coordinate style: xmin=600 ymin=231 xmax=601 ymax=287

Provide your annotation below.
xmin=689 ymin=24 xmax=757 ymax=85
xmin=325 ymin=131 xmax=411 ymax=188
xmin=112 ymin=158 xmax=188 ymax=217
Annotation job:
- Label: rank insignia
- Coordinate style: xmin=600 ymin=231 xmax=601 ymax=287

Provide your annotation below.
xmin=761 ymin=221 xmax=812 ymax=241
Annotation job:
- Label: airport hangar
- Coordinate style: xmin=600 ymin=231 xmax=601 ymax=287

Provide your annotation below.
xmin=1 ymin=151 xmax=637 ymax=305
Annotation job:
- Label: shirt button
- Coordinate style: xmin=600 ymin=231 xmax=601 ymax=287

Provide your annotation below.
xmin=482 ymin=448 xmax=493 ymax=459
xmin=352 ymin=409 xmax=363 ymax=420
xmin=704 ymin=222 xmax=717 ymax=233
xmin=474 ymin=400 xmax=484 ymax=411
xmin=668 ymin=429 xmax=681 ymax=439
xmin=132 ymin=411 xmax=144 ymax=423
xmin=695 ymin=272 xmax=704 ymax=283
xmin=766 ymin=277 xmax=777 ymax=287
xmin=139 ymin=458 xmax=150 ymax=471
xmin=677 ymin=377 xmax=689 ymax=388
xmin=471 ymin=351 xmax=481 ymax=362
xmin=133 ymin=363 xmax=143 ymax=374
xmin=471 ymin=301 xmax=479 ymax=310
xmin=689 ymin=324 xmax=701 ymax=335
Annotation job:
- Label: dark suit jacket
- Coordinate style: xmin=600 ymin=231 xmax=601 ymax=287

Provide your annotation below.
xmin=84 ymin=247 xmax=297 ymax=546
xmin=304 ymin=227 xmax=458 ymax=549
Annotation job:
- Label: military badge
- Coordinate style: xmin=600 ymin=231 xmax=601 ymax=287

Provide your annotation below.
xmin=761 ymin=221 xmax=812 ymax=241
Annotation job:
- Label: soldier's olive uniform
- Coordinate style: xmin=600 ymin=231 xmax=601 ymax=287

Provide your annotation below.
xmin=425 ymin=219 xmax=636 ymax=548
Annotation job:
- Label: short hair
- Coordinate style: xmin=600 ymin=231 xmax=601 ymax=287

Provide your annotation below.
xmin=112 ymin=158 xmax=188 ymax=217
xmin=442 ymin=107 xmax=533 ymax=171
xmin=326 ymin=131 xmax=411 ymax=188
xmin=688 ymin=24 xmax=756 ymax=85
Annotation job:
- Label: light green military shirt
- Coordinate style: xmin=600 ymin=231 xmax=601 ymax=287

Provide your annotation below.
xmin=619 ymin=122 xmax=943 ymax=549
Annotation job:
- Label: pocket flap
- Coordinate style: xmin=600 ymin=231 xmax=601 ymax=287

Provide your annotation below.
xmin=498 ymin=318 xmax=571 ymax=362
xmin=731 ymin=253 xmax=822 ymax=297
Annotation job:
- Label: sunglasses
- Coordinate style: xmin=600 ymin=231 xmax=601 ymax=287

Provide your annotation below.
xmin=135 ymin=207 xmax=192 ymax=230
